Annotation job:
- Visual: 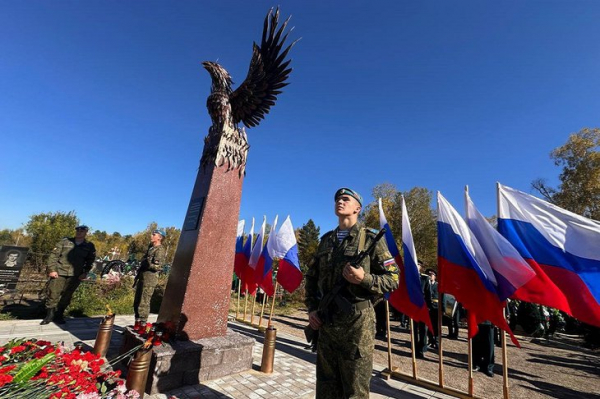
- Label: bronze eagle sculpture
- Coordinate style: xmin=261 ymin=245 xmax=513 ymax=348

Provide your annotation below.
xmin=201 ymin=8 xmax=298 ymax=174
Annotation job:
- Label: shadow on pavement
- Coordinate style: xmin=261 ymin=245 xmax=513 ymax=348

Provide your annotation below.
xmin=229 ymin=322 xmax=317 ymax=364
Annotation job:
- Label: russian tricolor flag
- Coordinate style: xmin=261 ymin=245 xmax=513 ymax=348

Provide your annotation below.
xmin=248 ymin=217 xmax=266 ymax=296
xmin=381 ymin=198 xmax=432 ymax=331
xmin=239 ymin=218 xmax=255 ymax=294
xmin=234 ymin=220 xmax=246 ymax=281
xmin=465 ymin=190 xmax=535 ymax=302
xmin=498 ymin=184 xmax=600 ymax=328
xmin=438 ymin=192 xmax=518 ymax=346
xmin=273 ymin=216 xmax=303 ymax=294
xmin=256 ymin=215 xmax=278 ymax=297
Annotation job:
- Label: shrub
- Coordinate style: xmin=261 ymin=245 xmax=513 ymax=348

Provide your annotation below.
xmin=67 ymin=279 xmax=135 ymax=317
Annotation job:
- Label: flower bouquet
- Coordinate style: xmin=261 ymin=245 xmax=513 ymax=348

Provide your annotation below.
xmin=0 ymin=338 xmax=140 ymax=399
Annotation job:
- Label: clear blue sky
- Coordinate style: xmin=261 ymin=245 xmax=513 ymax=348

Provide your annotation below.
xmin=1 ymin=1 xmax=599 ymax=236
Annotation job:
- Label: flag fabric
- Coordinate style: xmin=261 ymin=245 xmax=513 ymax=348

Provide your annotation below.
xmin=233 ymin=220 xmax=245 ymax=281
xmin=248 ymin=217 xmax=266 ymax=296
xmin=256 ymin=215 xmax=278 ymax=297
xmin=273 ymin=216 xmax=303 ymax=293
xmin=437 ymin=192 xmax=519 ymax=346
xmin=239 ymin=218 xmax=255 ymax=294
xmin=465 ymin=191 xmax=535 ymax=301
xmin=498 ymin=183 xmax=600 ymax=328
xmin=380 ymin=198 xmax=433 ymax=331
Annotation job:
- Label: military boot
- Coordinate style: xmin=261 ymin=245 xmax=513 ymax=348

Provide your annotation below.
xmin=54 ymin=309 xmax=66 ymax=325
xmin=40 ymin=308 xmax=55 ymax=325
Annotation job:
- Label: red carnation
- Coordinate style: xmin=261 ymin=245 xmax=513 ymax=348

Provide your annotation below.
xmin=10 ymin=345 xmax=26 ymax=354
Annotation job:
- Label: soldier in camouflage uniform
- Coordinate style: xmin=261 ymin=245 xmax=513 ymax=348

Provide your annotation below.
xmin=133 ymin=229 xmax=166 ymax=325
xmin=41 ymin=225 xmax=96 ymax=325
xmin=305 ymin=188 xmax=399 ymax=399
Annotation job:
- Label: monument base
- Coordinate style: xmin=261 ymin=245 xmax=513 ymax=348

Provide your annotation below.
xmin=121 ymin=327 xmax=254 ymax=394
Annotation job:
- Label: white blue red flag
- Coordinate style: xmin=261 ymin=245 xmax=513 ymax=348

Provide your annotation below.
xmin=239 ymin=218 xmax=255 ymax=294
xmin=256 ymin=215 xmax=278 ymax=297
xmin=437 ymin=192 xmax=519 ymax=346
xmin=498 ymin=183 xmax=600 ymax=328
xmin=380 ymin=198 xmax=432 ymax=331
xmin=233 ymin=220 xmax=246 ymax=281
xmin=273 ymin=216 xmax=303 ymax=293
xmin=465 ymin=191 xmax=535 ymax=302
xmin=248 ymin=216 xmax=266 ymax=296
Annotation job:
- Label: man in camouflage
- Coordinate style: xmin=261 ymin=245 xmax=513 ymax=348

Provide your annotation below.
xmin=305 ymin=188 xmax=399 ymax=399
xmin=133 ymin=229 xmax=166 ymax=325
xmin=41 ymin=225 xmax=96 ymax=325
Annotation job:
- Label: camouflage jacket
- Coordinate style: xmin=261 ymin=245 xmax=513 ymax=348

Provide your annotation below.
xmin=47 ymin=238 xmax=96 ymax=277
xmin=140 ymin=244 xmax=166 ymax=272
xmin=304 ymin=223 xmax=399 ymax=313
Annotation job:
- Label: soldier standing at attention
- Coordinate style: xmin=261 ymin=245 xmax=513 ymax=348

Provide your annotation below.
xmin=41 ymin=225 xmax=96 ymax=325
xmin=133 ymin=229 xmax=166 ymax=326
xmin=305 ymin=188 xmax=399 ymax=399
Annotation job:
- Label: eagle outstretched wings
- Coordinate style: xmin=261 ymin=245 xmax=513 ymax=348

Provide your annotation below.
xmin=201 ymin=7 xmax=298 ymax=173
xmin=230 ymin=8 xmax=297 ymax=128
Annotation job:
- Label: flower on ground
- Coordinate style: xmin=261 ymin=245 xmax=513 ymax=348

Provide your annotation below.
xmin=0 ymin=338 xmax=137 ymax=398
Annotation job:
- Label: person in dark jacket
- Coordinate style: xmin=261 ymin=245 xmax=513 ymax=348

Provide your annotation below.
xmin=426 ymin=268 xmax=439 ymax=349
xmin=472 ymin=320 xmax=496 ymax=377
xmin=41 ymin=225 xmax=96 ymax=325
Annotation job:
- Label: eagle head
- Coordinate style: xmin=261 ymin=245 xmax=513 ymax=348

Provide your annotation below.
xmin=202 ymin=61 xmax=233 ymax=94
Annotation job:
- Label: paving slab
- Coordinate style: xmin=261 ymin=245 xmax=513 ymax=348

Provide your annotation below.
xmin=0 ymin=315 xmax=443 ymax=398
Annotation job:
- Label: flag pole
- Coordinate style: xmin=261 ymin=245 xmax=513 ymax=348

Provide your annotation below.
xmin=465 ymin=185 xmax=475 ymax=396
xmin=250 ymin=293 xmax=257 ymax=326
xmin=385 ymin=300 xmax=393 ymax=373
xmin=267 ymin=281 xmax=279 ymax=327
xmin=236 ymin=277 xmax=241 ymax=320
xmin=497 ymin=182 xmax=510 ymax=399
xmin=258 ymin=291 xmax=268 ymax=329
xmin=501 ymin=316 xmax=509 ymax=399
xmin=410 ymin=318 xmax=417 ymax=379
xmin=438 ymin=288 xmax=444 ymax=388
xmin=243 ymin=289 xmax=249 ymax=322
xmin=468 ymin=336 xmax=474 ymax=396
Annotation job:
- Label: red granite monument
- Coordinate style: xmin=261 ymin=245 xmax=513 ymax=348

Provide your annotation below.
xmin=121 ymin=8 xmax=297 ymax=393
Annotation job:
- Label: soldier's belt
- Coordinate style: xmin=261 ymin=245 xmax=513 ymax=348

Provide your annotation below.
xmin=432 ymin=299 xmax=439 ymax=303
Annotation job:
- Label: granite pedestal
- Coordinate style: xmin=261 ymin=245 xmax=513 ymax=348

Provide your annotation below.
xmin=121 ymin=326 xmax=254 ymax=395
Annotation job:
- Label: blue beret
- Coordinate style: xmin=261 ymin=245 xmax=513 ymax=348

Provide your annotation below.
xmin=334 ymin=187 xmax=363 ymax=206
xmin=153 ymin=229 xmax=166 ymax=238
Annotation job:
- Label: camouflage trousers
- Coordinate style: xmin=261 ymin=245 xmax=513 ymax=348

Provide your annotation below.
xmin=133 ymin=271 xmax=158 ymax=321
xmin=316 ymin=307 xmax=375 ymax=399
xmin=45 ymin=275 xmax=82 ymax=311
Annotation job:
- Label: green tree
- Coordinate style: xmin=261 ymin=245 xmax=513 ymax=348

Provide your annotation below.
xmin=162 ymin=226 xmax=181 ymax=265
xmin=0 ymin=228 xmax=31 ymax=247
xmin=532 ymin=127 xmax=600 ymax=219
xmin=362 ymin=182 xmax=401 ymax=238
xmin=25 ymin=211 xmax=79 ymax=271
xmin=127 ymin=222 xmax=158 ymax=261
xmin=125 ymin=223 xmax=180 ymax=265
xmin=404 ymin=187 xmax=437 ymax=268
xmin=362 ymin=184 xmax=437 ymax=268
xmin=0 ymin=230 xmax=12 ymax=245
xmin=297 ymin=219 xmax=320 ymax=274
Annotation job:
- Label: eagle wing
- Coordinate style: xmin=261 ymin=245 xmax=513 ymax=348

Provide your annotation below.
xmin=230 ymin=7 xmax=298 ymax=128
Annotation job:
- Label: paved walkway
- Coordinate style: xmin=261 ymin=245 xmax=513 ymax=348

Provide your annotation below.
xmin=0 ymin=315 xmax=453 ymax=399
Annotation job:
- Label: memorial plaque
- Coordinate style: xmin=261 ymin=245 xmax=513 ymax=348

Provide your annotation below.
xmin=0 ymin=246 xmax=28 ymax=291
xmin=183 ymin=197 xmax=205 ymax=231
